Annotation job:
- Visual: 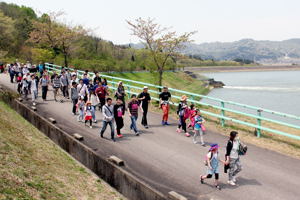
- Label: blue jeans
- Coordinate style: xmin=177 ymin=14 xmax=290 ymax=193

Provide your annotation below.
xmin=130 ymin=116 xmax=138 ymax=133
xmin=100 ymin=120 xmax=115 ymax=139
xmin=91 ymin=106 xmax=96 ymax=121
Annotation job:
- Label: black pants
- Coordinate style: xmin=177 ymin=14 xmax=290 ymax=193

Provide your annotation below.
xmin=85 ymin=119 xmax=92 ymax=126
xmin=62 ymin=86 xmax=69 ymax=97
xmin=207 ymin=173 xmax=219 ymax=180
xmin=84 ymin=95 xmax=88 ymax=103
xmin=99 ymin=98 xmax=105 ymax=111
xmin=178 ymin=116 xmax=187 ymax=132
xmin=141 ymin=106 xmax=148 ymax=126
xmin=42 ymin=86 xmax=48 ymax=100
xmin=72 ymin=99 xmax=78 ymax=114
xmin=17 ymin=83 xmax=22 ymax=94
xmin=10 ymin=74 xmax=14 ymax=83
xmin=115 ymin=117 xmax=124 ymax=135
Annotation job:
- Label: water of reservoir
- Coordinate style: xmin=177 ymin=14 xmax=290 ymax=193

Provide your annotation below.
xmin=200 ymin=70 xmax=300 ymax=125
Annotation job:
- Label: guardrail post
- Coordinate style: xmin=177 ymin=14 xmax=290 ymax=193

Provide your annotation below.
xmin=221 ymin=101 xmax=225 ymax=127
xmin=190 ymin=95 xmax=194 ymax=101
xmin=127 ymin=86 xmax=131 ymax=99
xmin=111 ymin=78 xmax=115 ymax=92
xmin=256 ymin=109 xmax=262 ymax=138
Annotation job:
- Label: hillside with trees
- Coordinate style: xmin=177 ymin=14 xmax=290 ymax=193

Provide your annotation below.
xmin=181 ymin=39 xmax=300 ymax=64
xmin=0 ymin=2 xmax=180 ymax=73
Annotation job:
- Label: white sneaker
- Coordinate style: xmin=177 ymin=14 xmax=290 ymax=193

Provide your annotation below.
xmin=227 ymin=180 xmax=236 ymax=186
xmin=193 ymin=140 xmax=198 ymax=144
xmin=89 ymin=126 xmax=92 ymax=129
xmin=232 ymin=176 xmax=237 ymax=183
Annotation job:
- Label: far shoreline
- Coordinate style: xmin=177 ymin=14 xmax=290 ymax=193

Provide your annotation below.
xmin=184 ymin=65 xmax=300 ymax=73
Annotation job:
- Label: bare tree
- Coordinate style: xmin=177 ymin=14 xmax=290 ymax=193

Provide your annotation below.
xmin=127 ymin=17 xmax=196 ymax=87
xmin=28 ymin=12 xmax=85 ymax=67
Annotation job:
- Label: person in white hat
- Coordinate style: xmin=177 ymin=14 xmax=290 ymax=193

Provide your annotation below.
xmin=138 ymin=86 xmax=151 ymax=129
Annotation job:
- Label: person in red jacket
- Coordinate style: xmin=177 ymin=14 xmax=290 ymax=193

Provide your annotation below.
xmin=95 ymin=82 xmax=108 ymax=111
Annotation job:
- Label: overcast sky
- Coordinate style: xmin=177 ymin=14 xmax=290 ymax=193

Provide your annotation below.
xmin=4 ymin=0 xmax=300 ymax=44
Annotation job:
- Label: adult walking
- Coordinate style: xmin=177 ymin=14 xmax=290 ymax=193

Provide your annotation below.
xmin=159 ymin=86 xmax=171 ymax=125
xmin=225 ymin=131 xmax=243 ymax=186
xmin=39 ymin=74 xmax=49 ymax=101
xmin=114 ymin=98 xmax=125 ymax=138
xmin=30 ymin=74 xmax=38 ymax=104
xmin=77 ymin=79 xmax=89 ymax=102
xmin=89 ymin=90 xmax=99 ymax=123
xmin=60 ymin=71 xmax=69 ymax=99
xmin=8 ymin=64 xmax=15 ymax=83
xmin=138 ymin=86 xmax=151 ymax=129
xmin=128 ymin=94 xmax=142 ymax=136
xmin=100 ymin=98 xmax=115 ymax=142
xmin=95 ymin=82 xmax=108 ymax=111
xmin=71 ymin=82 xmax=79 ymax=115
xmin=93 ymin=72 xmax=102 ymax=85
xmin=115 ymin=81 xmax=126 ymax=105
xmin=52 ymin=74 xmax=61 ymax=102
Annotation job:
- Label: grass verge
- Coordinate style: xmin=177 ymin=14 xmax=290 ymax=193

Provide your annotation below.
xmin=0 ymin=101 xmax=124 ymax=200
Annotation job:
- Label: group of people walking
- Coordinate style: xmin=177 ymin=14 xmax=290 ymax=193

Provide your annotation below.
xmin=2 ymin=60 xmax=246 ymax=189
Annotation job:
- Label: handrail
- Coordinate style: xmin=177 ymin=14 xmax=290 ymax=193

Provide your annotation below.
xmin=44 ymin=63 xmax=300 ymax=140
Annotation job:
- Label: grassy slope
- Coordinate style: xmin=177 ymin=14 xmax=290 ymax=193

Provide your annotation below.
xmin=105 ymin=71 xmax=209 ymax=95
xmin=0 ymin=101 xmax=123 ymax=200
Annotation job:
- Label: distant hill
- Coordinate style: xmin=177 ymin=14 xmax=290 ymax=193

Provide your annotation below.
xmin=181 ymin=39 xmax=300 ymax=64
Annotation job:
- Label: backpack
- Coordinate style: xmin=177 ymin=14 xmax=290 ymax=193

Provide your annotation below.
xmin=229 ymin=140 xmax=248 ymax=156
xmin=204 ymin=151 xmax=215 ymax=166
xmin=238 ymin=141 xmax=248 ymax=155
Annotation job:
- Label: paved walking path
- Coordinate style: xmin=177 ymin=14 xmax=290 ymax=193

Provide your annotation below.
xmin=1 ymin=73 xmax=299 ymax=200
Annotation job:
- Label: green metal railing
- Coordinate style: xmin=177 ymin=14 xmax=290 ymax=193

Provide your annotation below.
xmin=45 ymin=63 xmax=300 ymax=141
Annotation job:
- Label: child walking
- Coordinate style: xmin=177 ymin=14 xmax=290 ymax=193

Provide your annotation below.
xmin=193 ymin=109 xmax=206 ymax=146
xmin=84 ymin=101 xmax=93 ymax=128
xmin=188 ymin=104 xmax=196 ymax=129
xmin=200 ymin=144 xmax=226 ymax=190
xmin=176 ymin=95 xmax=190 ymax=137
xmin=127 ymin=94 xmax=142 ymax=136
xmin=77 ymin=96 xmax=85 ymax=122
xmin=114 ymin=97 xmax=125 ymax=138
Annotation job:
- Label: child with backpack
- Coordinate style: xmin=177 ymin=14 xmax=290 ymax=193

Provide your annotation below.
xmin=84 ymin=101 xmax=93 ymax=128
xmin=77 ymin=96 xmax=85 ymax=122
xmin=200 ymin=144 xmax=226 ymax=190
xmin=193 ymin=109 xmax=206 ymax=146
xmin=188 ymin=104 xmax=197 ymax=129
xmin=176 ymin=95 xmax=190 ymax=137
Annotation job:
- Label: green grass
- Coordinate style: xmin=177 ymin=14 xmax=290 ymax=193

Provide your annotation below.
xmin=0 ymin=101 xmax=123 ymax=200
xmin=104 ymin=71 xmax=210 ymax=96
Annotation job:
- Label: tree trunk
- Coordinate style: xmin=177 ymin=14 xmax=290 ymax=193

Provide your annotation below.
xmin=158 ymin=69 xmax=163 ymax=92
xmin=64 ymin=53 xmax=68 ymax=68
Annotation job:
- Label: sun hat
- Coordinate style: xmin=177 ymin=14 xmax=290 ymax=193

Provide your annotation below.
xmin=143 ymin=86 xmax=148 ymax=89
xmin=209 ymin=143 xmax=219 ymax=151
xmin=181 ymin=95 xmax=188 ymax=101
xmin=86 ymin=101 xmax=92 ymax=105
